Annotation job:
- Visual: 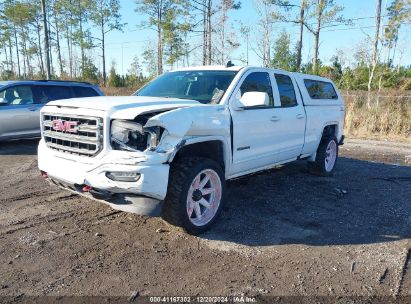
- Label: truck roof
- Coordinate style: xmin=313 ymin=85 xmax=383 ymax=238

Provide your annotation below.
xmin=170 ymin=66 xmax=336 ymax=83
xmin=291 ymin=72 xmax=336 ymax=83
xmin=171 ymin=65 xmax=244 ymax=72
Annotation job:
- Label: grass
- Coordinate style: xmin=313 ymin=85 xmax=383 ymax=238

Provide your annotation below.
xmin=102 ymin=86 xmax=137 ymax=96
xmin=343 ymin=90 xmax=410 ymax=141
xmin=103 ymin=87 xmax=411 ymax=141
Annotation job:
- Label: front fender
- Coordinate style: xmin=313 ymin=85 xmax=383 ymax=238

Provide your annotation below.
xmin=144 ymin=105 xmax=231 ymax=158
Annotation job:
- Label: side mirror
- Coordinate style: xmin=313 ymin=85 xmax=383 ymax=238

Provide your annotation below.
xmin=0 ymin=97 xmax=7 ymax=105
xmin=235 ymin=92 xmax=269 ymax=110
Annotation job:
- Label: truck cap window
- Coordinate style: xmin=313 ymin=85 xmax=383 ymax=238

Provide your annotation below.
xmin=240 ymin=72 xmax=274 ymax=107
xmin=275 ymin=74 xmax=297 ymax=107
xmin=134 ymin=71 xmax=237 ymax=104
xmin=304 ymin=79 xmax=338 ymax=99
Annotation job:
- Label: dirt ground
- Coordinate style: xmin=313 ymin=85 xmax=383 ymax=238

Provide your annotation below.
xmin=0 ymin=138 xmax=410 ymax=303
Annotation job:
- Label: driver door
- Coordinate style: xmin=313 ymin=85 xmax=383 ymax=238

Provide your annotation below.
xmin=0 ymin=85 xmax=42 ymax=139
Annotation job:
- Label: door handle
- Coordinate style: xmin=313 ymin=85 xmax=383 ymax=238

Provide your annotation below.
xmin=270 ymin=116 xmax=280 ymax=122
xmin=296 ymin=114 xmax=305 ymax=119
xmin=28 ymin=106 xmax=37 ymax=111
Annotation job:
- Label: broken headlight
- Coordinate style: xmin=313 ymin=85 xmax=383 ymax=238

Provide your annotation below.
xmin=144 ymin=126 xmax=162 ymax=150
xmin=110 ymin=120 xmax=162 ymax=152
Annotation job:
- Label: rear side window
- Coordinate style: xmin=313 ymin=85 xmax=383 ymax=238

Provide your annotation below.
xmin=304 ymin=79 xmax=338 ymax=99
xmin=275 ymin=74 xmax=297 ymax=107
xmin=240 ymin=72 xmax=274 ymax=107
xmin=72 ymin=86 xmax=99 ymax=97
xmin=33 ymin=85 xmax=73 ymax=103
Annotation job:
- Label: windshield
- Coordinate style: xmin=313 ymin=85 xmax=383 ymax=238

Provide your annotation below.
xmin=134 ymin=70 xmax=237 ymax=104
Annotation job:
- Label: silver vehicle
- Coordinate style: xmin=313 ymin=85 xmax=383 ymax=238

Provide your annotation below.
xmin=0 ymin=80 xmax=104 ymax=141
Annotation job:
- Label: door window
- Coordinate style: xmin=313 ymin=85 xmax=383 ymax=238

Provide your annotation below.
xmin=239 ymin=72 xmax=274 ymax=107
xmin=275 ymin=74 xmax=297 ymax=107
xmin=72 ymin=86 xmax=99 ymax=97
xmin=32 ymin=85 xmax=73 ymax=103
xmin=0 ymin=86 xmax=35 ymax=105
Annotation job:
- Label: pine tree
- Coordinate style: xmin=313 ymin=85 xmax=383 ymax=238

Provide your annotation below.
xmin=91 ymin=0 xmax=125 ymax=87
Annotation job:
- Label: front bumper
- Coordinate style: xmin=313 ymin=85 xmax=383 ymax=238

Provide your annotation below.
xmin=38 ymin=140 xmax=170 ymax=216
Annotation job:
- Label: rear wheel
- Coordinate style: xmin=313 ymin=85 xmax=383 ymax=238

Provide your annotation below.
xmin=162 ymin=157 xmax=225 ymax=235
xmin=308 ymin=136 xmax=339 ymax=176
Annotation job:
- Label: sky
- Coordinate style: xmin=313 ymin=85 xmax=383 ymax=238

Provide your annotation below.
xmin=3 ymin=0 xmax=411 ymax=76
xmin=97 ymin=0 xmax=411 ymax=75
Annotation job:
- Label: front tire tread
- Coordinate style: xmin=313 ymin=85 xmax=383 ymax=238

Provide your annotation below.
xmin=162 ymin=156 xmax=224 ymax=235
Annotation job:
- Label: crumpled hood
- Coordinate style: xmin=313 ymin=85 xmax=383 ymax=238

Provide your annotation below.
xmin=44 ymin=96 xmax=201 ymax=114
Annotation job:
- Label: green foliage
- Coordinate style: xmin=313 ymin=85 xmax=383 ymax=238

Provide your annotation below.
xmin=71 ymin=0 xmax=95 ymax=52
xmin=0 ymin=0 xmax=409 ymax=95
xmin=90 ymin=0 xmax=124 ymax=34
xmin=90 ymin=0 xmax=125 ymax=85
xmin=384 ymin=0 xmax=410 ymax=47
xmin=162 ymin=8 xmax=186 ymax=66
xmin=129 ymin=56 xmax=143 ymax=77
xmin=300 ymin=61 xmax=315 ymax=75
xmin=3 ymin=0 xmax=37 ymax=27
xmin=126 ymin=56 xmax=147 ymax=87
xmin=81 ymin=58 xmax=99 ymax=83
xmin=108 ymin=64 xmax=122 ymax=87
xmin=135 ymin=0 xmax=181 ymax=73
xmin=271 ymin=30 xmax=296 ymax=71
xmin=338 ymin=66 xmax=369 ymax=90
xmin=318 ymin=55 xmax=342 ymax=82
xmin=333 ymin=64 xmax=411 ymax=91
xmin=142 ymin=44 xmax=158 ymax=78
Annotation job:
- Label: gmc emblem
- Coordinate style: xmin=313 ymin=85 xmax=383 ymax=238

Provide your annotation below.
xmin=52 ymin=120 xmax=78 ymax=133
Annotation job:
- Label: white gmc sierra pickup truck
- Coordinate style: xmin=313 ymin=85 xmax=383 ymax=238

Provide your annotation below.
xmin=38 ymin=65 xmax=345 ymax=234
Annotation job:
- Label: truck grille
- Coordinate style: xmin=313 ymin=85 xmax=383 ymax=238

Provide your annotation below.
xmin=42 ymin=114 xmax=103 ymax=157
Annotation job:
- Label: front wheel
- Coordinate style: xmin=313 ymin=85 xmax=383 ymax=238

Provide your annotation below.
xmin=162 ymin=157 xmax=225 ymax=235
xmin=308 ymin=136 xmax=339 ymax=176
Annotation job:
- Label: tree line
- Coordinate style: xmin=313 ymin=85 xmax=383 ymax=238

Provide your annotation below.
xmin=0 ymin=0 xmax=124 ymax=86
xmin=0 ymin=0 xmax=410 ymax=92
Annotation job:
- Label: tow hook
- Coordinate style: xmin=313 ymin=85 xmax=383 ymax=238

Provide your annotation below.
xmin=82 ymin=185 xmax=92 ymax=192
xmin=81 ymin=184 xmax=112 ymax=199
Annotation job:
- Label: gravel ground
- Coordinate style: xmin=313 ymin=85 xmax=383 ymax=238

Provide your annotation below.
xmin=0 ymin=138 xmax=410 ymax=303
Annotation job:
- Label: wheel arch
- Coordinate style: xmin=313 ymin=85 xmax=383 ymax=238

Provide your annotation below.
xmin=321 ymin=123 xmax=339 ymax=139
xmin=169 ymin=137 xmax=230 ymax=174
xmin=308 ymin=123 xmax=340 ymax=162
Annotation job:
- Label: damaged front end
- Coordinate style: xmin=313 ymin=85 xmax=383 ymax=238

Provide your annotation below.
xmin=110 ymin=112 xmax=165 ymax=153
xmin=110 ymin=104 xmax=230 ymax=162
xmin=39 ymin=104 xmax=230 ymax=217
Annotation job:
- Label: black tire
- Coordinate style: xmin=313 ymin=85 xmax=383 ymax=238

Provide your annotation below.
xmin=162 ymin=156 xmax=225 ymax=235
xmin=308 ymin=136 xmax=339 ymax=176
